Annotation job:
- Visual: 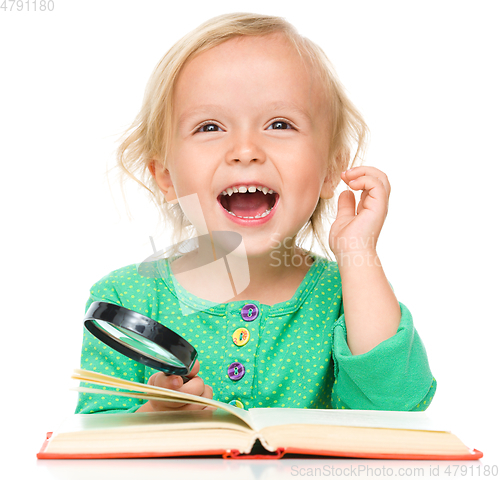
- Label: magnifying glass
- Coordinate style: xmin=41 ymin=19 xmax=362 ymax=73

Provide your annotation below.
xmin=84 ymin=302 xmax=197 ymax=380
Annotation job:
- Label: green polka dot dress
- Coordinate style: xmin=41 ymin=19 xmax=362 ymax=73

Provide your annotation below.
xmin=75 ymin=253 xmax=436 ymax=414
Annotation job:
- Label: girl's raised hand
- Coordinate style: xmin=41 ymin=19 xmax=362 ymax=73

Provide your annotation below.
xmin=136 ymin=359 xmax=214 ymax=412
xmin=329 ymin=166 xmax=391 ymax=258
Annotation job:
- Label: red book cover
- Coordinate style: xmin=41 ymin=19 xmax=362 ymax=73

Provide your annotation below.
xmin=37 ymin=432 xmax=483 ymax=460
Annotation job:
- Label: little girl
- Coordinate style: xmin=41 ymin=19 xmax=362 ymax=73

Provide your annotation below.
xmin=76 ymin=13 xmax=436 ymax=414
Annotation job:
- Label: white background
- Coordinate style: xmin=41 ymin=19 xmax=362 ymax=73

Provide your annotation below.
xmin=1 ymin=0 xmax=499 ymax=478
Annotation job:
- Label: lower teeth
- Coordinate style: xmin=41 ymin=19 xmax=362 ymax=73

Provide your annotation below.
xmin=226 ymin=208 xmax=272 ymax=219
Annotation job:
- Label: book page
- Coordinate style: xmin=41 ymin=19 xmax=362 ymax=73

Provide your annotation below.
xmin=45 ymin=410 xmax=259 ymax=455
xmin=52 ymin=410 xmax=253 ymax=435
xmin=248 ymin=408 xmax=450 ymax=433
xmin=73 ymin=369 xmax=254 ymax=428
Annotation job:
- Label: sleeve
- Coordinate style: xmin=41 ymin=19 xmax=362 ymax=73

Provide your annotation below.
xmin=331 ymin=300 xmax=437 ymax=411
xmin=74 ymin=273 xmax=147 ymax=414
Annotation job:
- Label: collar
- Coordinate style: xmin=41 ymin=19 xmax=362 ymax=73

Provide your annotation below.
xmin=156 ymin=252 xmax=333 ymax=317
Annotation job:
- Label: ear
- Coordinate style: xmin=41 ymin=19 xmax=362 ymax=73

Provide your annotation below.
xmin=148 ymin=159 xmax=178 ymax=204
xmin=319 ymin=173 xmax=335 ymax=200
xmin=320 ymin=155 xmax=345 ymax=200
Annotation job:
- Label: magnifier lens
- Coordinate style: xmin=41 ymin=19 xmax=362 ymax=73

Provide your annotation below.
xmin=83 ymin=302 xmax=197 ymax=377
xmin=91 ymin=320 xmax=185 ymax=369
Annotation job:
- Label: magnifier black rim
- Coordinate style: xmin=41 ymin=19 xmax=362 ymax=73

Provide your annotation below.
xmin=83 ymin=301 xmax=197 ymax=376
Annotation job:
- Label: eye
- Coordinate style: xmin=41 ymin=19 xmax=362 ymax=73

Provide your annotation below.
xmin=197 ymin=122 xmax=223 ymax=133
xmin=267 ymin=120 xmax=294 ymax=130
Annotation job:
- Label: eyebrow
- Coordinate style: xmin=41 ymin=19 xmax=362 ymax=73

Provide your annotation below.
xmin=178 ymin=101 xmax=312 ymax=127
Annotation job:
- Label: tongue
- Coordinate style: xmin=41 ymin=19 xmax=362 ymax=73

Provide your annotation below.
xmin=226 ymin=191 xmax=273 ymax=217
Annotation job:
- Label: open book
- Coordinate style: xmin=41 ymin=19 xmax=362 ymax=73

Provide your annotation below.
xmin=37 ymin=369 xmax=482 ymax=460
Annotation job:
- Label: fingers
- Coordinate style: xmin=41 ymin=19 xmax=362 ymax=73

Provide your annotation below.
xmin=179 ymin=375 xmax=209 ymax=397
xmin=147 ymin=358 xmax=200 ymax=389
xmin=342 ymin=167 xmax=391 ymax=196
xmin=174 ymin=384 xmax=214 ymax=411
xmin=146 ymin=372 xmax=185 ymax=410
xmin=341 ymin=167 xmax=390 ymax=215
xmin=358 ymin=189 xmax=369 ymax=215
xmin=157 ymin=380 xmax=213 ymax=411
xmin=145 ymin=369 xmax=213 ymax=411
xmin=148 ymin=371 xmax=183 ymax=390
xmin=201 ymin=384 xmax=213 ymax=400
xmin=186 ymin=359 xmax=200 ymax=378
xmin=336 ymin=189 xmax=356 ymax=219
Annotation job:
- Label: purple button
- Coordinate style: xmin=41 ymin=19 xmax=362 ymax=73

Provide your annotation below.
xmin=228 ymin=362 xmax=245 ymax=381
xmin=241 ymin=303 xmax=259 ymax=322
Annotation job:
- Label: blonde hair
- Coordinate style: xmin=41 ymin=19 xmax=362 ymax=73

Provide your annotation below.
xmin=113 ymin=12 xmax=368 ymax=259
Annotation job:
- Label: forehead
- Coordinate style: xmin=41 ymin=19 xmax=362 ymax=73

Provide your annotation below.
xmin=173 ymin=33 xmax=326 ymax=120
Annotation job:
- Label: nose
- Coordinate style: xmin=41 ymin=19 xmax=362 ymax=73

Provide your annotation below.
xmin=225 ymin=129 xmax=265 ymax=165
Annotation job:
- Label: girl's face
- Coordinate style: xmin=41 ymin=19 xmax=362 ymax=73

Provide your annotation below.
xmin=164 ymin=33 xmax=332 ymax=258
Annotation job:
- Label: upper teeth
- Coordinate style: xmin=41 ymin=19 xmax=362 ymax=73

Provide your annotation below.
xmin=222 ymin=185 xmax=275 ymax=196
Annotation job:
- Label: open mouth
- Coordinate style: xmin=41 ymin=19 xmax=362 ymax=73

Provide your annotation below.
xmin=217 ymin=185 xmax=279 ymax=220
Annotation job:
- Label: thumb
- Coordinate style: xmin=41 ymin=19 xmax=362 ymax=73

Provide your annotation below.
xmin=336 ymin=190 xmax=356 ymax=220
xmin=186 ymin=359 xmax=200 ymax=379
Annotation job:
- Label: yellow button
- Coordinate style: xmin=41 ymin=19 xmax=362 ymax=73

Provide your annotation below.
xmin=232 ymin=327 xmax=250 ymax=346
xmin=229 ymin=399 xmax=244 ymax=409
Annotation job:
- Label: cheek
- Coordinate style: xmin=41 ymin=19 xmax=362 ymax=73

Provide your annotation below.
xmin=283 ymin=142 xmax=326 ymax=183
xmin=169 ymin=148 xmax=214 ymax=191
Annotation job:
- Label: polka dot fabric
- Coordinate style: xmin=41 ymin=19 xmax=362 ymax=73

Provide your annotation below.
xmin=75 ymin=253 xmax=436 ymax=414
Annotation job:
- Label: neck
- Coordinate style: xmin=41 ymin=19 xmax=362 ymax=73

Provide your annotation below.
xmin=169 ymin=233 xmax=314 ymax=305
